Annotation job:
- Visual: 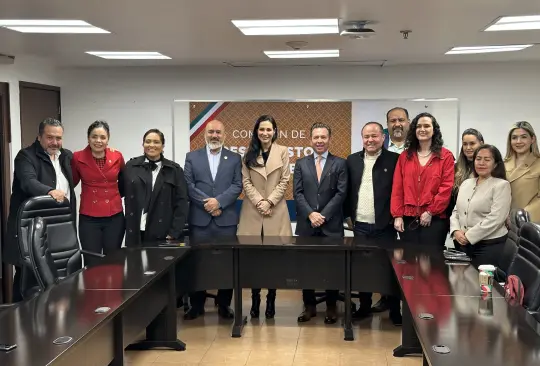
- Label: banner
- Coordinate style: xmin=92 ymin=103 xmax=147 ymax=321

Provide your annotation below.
xmin=190 ymin=101 xmax=352 ymax=202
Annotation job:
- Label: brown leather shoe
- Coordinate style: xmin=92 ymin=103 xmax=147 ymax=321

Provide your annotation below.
xmin=297 ymin=305 xmax=317 ymax=322
xmin=324 ymin=305 xmax=337 ymax=324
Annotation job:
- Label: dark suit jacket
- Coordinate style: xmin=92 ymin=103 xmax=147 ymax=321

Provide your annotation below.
xmin=123 ymin=156 xmax=188 ymax=247
xmin=293 ymin=152 xmax=347 ymax=237
xmin=5 ymin=140 xmax=76 ymax=265
xmin=184 ymin=147 xmax=242 ymax=228
xmin=345 ymin=149 xmax=399 ymax=230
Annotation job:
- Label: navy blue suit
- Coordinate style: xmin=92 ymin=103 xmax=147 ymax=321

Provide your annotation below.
xmin=183 ymin=146 xmax=242 ymax=311
xmin=184 ymin=147 xmax=242 ymax=234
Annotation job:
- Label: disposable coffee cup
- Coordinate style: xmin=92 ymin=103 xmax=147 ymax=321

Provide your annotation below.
xmin=478 ymin=264 xmax=496 ymax=292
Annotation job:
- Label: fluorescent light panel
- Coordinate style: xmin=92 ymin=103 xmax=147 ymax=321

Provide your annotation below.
xmin=485 ymin=15 xmax=540 ymax=31
xmin=232 ymin=18 xmax=338 ymax=35
xmin=410 ymin=98 xmax=458 ymax=102
xmin=445 ymin=45 xmax=533 ymax=54
xmin=0 ymin=19 xmax=109 ymax=33
xmin=86 ymin=51 xmax=171 ymax=60
xmin=264 ymin=49 xmax=339 ymax=58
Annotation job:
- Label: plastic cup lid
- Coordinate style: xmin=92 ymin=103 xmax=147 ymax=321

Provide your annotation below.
xmin=478 ymin=264 xmax=496 ymax=271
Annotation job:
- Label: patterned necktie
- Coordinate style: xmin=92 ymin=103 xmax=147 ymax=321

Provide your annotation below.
xmin=316 ymin=155 xmax=323 ymax=182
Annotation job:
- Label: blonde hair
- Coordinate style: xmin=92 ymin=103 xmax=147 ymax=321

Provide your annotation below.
xmin=505 ymin=121 xmax=540 ymax=160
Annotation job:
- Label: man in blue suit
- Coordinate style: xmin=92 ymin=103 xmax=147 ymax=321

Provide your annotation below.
xmin=184 ymin=119 xmax=243 ymax=320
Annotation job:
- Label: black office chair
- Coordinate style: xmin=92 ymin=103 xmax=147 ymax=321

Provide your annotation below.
xmin=28 ymin=216 xmax=104 ymax=291
xmin=507 ymin=222 xmax=540 ymax=311
xmin=16 ymin=196 xmax=103 ymax=293
xmin=509 ymin=208 xmax=531 ymax=242
xmin=496 ymin=234 xmax=519 ymax=282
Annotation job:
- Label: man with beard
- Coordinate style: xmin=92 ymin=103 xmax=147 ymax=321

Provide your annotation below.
xmin=183 ymin=119 xmax=243 ymax=320
xmin=371 ymin=107 xmax=410 ymax=316
xmin=5 ymin=118 xmax=76 ymax=301
xmin=384 ymin=107 xmax=410 ymax=154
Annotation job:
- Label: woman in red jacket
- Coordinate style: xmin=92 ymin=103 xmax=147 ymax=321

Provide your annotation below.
xmin=72 ymin=121 xmax=126 ymax=254
xmin=391 ymin=112 xmax=454 ymax=247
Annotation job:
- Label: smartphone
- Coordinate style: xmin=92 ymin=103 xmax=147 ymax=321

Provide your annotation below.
xmin=0 ymin=343 xmax=17 ymax=351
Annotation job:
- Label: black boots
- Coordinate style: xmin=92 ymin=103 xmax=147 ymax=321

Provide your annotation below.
xmin=250 ymin=289 xmax=276 ymax=319
xmin=250 ymin=293 xmax=261 ymax=318
xmin=265 ymin=291 xmax=276 ymax=319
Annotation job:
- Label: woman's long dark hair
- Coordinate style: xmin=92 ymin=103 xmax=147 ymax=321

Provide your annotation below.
xmin=454 ymin=128 xmax=484 ymax=191
xmin=244 ymin=115 xmax=278 ymax=168
xmin=405 ymin=112 xmax=444 ymax=158
xmin=473 ymin=144 xmax=507 ymax=180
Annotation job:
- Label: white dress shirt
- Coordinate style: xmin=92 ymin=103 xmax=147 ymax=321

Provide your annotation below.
xmin=387 ymin=140 xmax=406 ymax=154
xmin=50 ymin=151 xmax=70 ymax=202
xmin=140 ymin=160 xmax=162 ymax=231
xmin=207 ymin=145 xmax=222 ymax=181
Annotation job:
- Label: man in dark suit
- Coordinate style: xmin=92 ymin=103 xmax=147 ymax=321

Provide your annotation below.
xmin=294 ymin=122 xmax=347 ymax=324
xmin=4 ymin=118 xmax=76 ymax=302
xmin=345 ymin=121 xmax=401 ymax=325
xmin=183 ymin=119 xmax=242 ymax=320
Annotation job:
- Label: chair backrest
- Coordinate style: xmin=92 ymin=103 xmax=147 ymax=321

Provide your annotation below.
xmin=509 ymin=208 xmax=531 ymax=237
xmin=508 ymin=222 xmax=540 ymax=311
xmin=28 ymin=217 xmax=59 ymax=290
xmin=497 ymin=234 xmax=519 ymax=280
xmin=17 ymin=196 xmax=81 ymax=277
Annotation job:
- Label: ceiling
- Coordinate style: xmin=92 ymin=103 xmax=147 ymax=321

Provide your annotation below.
xmin=1 ymin=0 xmax=540 ymax=67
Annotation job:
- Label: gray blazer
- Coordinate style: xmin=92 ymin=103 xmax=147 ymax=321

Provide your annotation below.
xmin=450 ymin=177 xmax=511 ymax=244
xmin=184 ymin=147 xmax=242 ymax=228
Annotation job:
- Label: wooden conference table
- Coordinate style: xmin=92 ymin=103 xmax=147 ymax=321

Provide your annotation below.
xmin=2 ymin=236 xmax=540 ymax=366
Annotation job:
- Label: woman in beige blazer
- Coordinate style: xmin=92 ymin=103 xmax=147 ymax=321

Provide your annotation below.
xmin=238 ymin=115 xmax=292 ymax=319
xmin=450 ymin=145 xmax=511 ymax=268
xmin=504 ymin=121 xmax=540 ymax=222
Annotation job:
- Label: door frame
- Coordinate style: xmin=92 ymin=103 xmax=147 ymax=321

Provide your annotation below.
xmin=0 ymin=82 xmax=11 ymax=303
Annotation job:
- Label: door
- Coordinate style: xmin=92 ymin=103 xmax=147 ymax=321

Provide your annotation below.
xmin=19 ymin=81 xmax=61 ymax=148
xmin=0 ymin=82 xmax=11 ymax=303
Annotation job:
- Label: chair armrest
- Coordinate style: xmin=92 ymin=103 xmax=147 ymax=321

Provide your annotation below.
xmin=0 ymin=303 xmax=16 ymax=310
xmin=81 ymin=250 xmax=106 ymax=259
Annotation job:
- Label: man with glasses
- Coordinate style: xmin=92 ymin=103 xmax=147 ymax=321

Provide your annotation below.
xmin=345 ymin=122 xmax=401 ymax=325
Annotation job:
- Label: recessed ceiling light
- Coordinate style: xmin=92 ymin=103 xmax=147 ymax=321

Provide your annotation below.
xmin=445 ymin=45 xmax=533 ymax=54
xmin=86 ymin=51 xmax=171 ymax=60
xmin=0 ymin=19 xmax=109 ymax=33
xmin=485 ymin=15 xmax=540 ymax=31
xmin=410 ymin=98 xmax=458 ymax=102
xmin=232 ymin=19 xmax=339 ymax=35
xmin=264 ymin=49 xmax=339 ymax=58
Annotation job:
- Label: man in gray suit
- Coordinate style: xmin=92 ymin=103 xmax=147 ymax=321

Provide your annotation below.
xmin=184 ymin=119 xmax=242 ymax=320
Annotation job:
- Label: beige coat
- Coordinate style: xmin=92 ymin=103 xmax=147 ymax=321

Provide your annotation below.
xmin=450 ymin=177 xmax=511 ymax=244
xmin=237 ymin=143 xmax=293 ymax=236
xmin=505 ymin=154 xmax=540 ymax=222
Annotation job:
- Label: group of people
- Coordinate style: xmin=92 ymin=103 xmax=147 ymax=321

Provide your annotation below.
xmin=3 ymin=109 xmax=539 ymax=327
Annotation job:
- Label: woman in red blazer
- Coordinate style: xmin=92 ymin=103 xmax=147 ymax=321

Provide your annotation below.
xmin=72 ymin=121 xmax=126 ymax=254
xmin=391 ymin=112 xmax=454 ymax=247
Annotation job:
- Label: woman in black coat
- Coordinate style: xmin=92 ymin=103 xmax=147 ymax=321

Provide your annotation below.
xmin=123 ymin=129 xmax=188 ymax=246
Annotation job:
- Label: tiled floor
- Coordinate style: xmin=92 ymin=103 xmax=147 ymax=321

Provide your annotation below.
xmin=126 ymin=290 xmax=422 ymax=366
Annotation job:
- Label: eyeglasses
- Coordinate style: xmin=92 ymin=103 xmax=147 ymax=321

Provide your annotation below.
xmin=408 ymin=217 xmax=420 ymax=231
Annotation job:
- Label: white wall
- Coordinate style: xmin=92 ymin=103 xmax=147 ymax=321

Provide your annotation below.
xmin=59 ymin=62 xmax=540 ymax=161
xmin=0 ymin=55 xmax=60 ymax=168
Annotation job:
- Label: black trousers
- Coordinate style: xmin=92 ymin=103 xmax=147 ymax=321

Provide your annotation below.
xmin=455 ymin=236 xmax=506 ymax=268
xmin=400 ymin=216 xmax=449 ymax=247
xmin=353 ymin=221 xmax=400 ymax=313
xmin=79 ymin=212 xmax=125 ymax=255
xmin=188 ymin=220 xmax=236 ymax=310
xmin=300 ymin=230 xmax=338 ymax=307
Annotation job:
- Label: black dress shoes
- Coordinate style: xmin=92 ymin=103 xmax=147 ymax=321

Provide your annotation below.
xmin=297 ymin=305 xmax=317 ymax=322
xmin=324 ymin=305 xmax=337 ymax=324
xmin=218 ymin=305 xmax=235 ymax=319
xmin=371 ymin=296 xmax=390 ymax=313
xmin=352 ymin=307 xmax=372 ymax=321
xmin=183 ymin=307 xmax=205 ymax=320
